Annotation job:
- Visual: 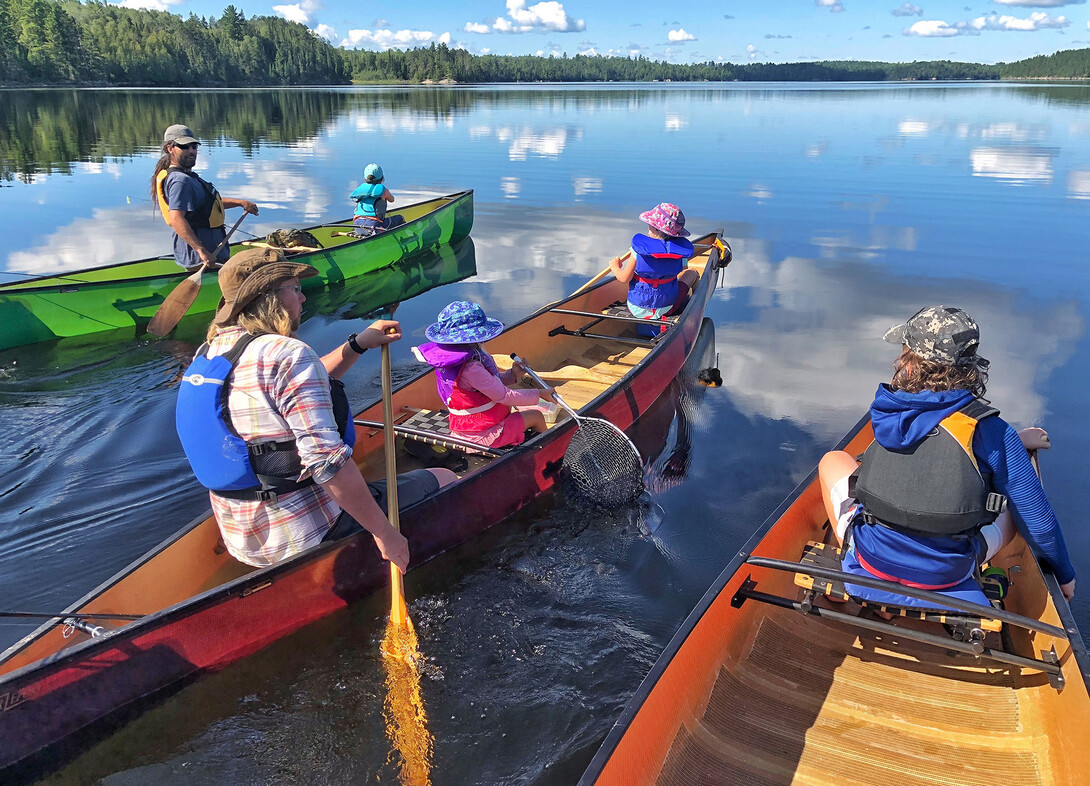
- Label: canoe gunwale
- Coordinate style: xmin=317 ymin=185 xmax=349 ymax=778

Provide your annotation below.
xmin=0 ymin=232 xmax=725 ymax=775
xmin=579 ymin=412 xmax=1090 ymax=786
xmin=576 ymin=413 xmax=867 ymax=786
xmin=0 ymin=191 xmax=472 ymax=295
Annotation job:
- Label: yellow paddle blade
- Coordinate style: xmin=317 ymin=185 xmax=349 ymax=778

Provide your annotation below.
xmin=390 ymin=563 xmax=408 ymax=627
xmin=381 ymin=614 xmax=432 ymax=786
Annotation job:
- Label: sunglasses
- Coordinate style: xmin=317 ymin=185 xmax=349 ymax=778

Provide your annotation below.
xmin=173 ymin=142 xmax=199 ymax=151
xmin=277 ymin=285 xmax=303 ymax=295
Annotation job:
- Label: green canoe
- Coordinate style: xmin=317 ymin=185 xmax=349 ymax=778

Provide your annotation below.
xmin=0 ymin=190 xmax=473 ymax=351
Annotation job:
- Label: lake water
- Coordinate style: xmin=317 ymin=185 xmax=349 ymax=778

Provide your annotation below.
xmin=1 ymin=82 xmax=1089 ymax=784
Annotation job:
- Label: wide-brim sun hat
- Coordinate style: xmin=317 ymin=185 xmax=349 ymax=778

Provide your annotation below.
xmin=213 ymin=247 xmax=319 ymax=325
xmin=425 ymin=300 xmax=504 ymax=344
xmin=639 ymin=202 xmax=690 ymax=238
xmin=883 ymin=305 xmax=989 ymax=367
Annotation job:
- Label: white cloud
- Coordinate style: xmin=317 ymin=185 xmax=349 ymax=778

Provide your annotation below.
xmin=904 ymin=19 xmax=963 ymax=35
xmin=500 ymin=176 xmax=520 ymax=199
xmin=342 ymin=28 xmax=452 ymax=49
xmin=971 ymin=11 xmax=1069 ymax=29
xmin=970 ymin=146 xmax=1055 ymax=183
xmin=665 ymin=113 xmax=689 ymax=130
xmin=312 ymin=24 xmax=337 ymax=42
xmin=747 ymin=44 xmax=761 ymax=59
xmin=891 ymin=2 xmax=923 ymax=15
xmin=667 ymin=28 xmax=696 ymax=42
xmin=816 ymin=0 xmax=845 ymax=11
xmin=993 ymin=0 xmax=1084 ymax=6
xmin=1068 ymin=170 xmax=1090 ymax=199
xmin=473 ymin=0 xmax=584 ymax=34
xmin=273 ymin=0 xmax=320 ymax=25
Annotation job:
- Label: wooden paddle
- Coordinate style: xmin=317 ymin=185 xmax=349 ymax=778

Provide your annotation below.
xmin=146 ymin=212 xmax=248 ymax=337
xmin=381 ymin=333 xmax=409 ymax=627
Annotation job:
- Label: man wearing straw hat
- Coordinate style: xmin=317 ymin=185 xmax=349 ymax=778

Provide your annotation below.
xmin=176 ymin=247 xmax=455 ymax=570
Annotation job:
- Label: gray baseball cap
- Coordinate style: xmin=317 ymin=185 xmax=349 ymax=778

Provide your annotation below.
xmin=884 ymin=305 xmax=988 ymax=367
xmin=163 ymin=124 xmax=198 ymax=146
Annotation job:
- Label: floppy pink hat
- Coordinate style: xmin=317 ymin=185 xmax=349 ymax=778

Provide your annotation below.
xmin=639 ymin=202 xmax=690 ymax=237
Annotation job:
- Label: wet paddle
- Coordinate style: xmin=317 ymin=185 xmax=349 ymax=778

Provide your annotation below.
xmin=381 ymin=335 xmax=408 ymax=627
xmin=146 ymin=212 xmax=247 ymax=337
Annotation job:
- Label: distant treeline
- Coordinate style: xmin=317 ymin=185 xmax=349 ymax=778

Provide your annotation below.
xmin=341 ymin=48 xmax=1005 ymax=83
xmin=3 ymin=0 xmax=1090 ymax=86
xmin=0 ymin=0 xmax=348 ymax=85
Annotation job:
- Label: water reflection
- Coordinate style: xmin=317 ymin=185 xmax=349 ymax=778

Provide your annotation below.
xmin=713 ymin=238 xmax=1082 ymax=441
xmin=970 ymin=146 xmax=1057 ymax=183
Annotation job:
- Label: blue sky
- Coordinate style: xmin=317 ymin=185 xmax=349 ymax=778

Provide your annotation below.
xmin=116 ymin=0 xmax=1090 ymax=64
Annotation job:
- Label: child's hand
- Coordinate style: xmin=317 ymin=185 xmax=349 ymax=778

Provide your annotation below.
xmin=1019 ymin=427 xmax=1050 ymax=451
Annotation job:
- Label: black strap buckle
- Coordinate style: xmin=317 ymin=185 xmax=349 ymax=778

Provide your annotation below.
xmin=258 ymin=489 xmax=278 ymax=503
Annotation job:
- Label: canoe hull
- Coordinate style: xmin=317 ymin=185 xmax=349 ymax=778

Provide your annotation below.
xmin=0 ymin=191 xmax=473 ymax=351
xmin=0 ymin=234 xmax=723 ymax=778
xmin=581 ymin=418 xmax=1090 ymax=786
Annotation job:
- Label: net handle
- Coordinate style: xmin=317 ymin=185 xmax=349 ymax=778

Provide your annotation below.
xmin=510 ymin=354 xmax=581 ymax=422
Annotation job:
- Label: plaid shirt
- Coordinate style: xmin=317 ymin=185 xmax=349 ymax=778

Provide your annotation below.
xmin=205 ymin=327 xmax=351 ymax=566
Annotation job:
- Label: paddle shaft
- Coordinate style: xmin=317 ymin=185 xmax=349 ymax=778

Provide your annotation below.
xmin=510 ymin=354 xmax=579 ymax=421
xmin=381 ymin=341 xmax=408 ymax=627
xmin=146 ymin=212 xmax=248 ymax=337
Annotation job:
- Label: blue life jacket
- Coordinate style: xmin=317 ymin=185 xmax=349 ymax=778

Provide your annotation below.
xmin=176 ymin=333 xmax=356 ymax=501
xmin=628 ymin=233 xmax=694 ymax=311
xmin=351 ymin=182 xmax=386 ymax=220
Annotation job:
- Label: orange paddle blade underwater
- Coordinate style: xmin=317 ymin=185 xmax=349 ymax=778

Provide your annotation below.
xmin=146 ymin=267 xmax=205 ymax=337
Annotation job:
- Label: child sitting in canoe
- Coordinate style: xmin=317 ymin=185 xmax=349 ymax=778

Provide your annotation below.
xmin=608 ymin=202 xmax=698 ymax=337
xmin=819 ymin=306 xmax=1076 ymax=613
xmin=350 ymin=163 xmax=406 ymax=238
xmin=413 ymin=301 xmax=555 ymax=448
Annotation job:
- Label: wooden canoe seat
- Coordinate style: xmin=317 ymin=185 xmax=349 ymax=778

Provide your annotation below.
xmin=794 ymin=541 xmax=1003 ymax=633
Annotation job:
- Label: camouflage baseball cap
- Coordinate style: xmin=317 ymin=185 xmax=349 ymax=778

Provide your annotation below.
xmin=883 ymin=305 xmax=988 ymax=367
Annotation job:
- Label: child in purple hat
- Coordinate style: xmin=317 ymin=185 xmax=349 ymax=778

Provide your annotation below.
xmin=608 ymin=202 xmax=697 ymax=337
xmin=413 ymin=301 xmax=555 ymax=448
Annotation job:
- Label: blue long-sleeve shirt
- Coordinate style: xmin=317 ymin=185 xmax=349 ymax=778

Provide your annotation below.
xmin=853 ymin=385 xmax=1075 ymax=586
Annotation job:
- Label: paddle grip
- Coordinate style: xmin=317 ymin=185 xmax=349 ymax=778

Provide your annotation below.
xmin=510 ymin=354 xmax=579 ymax=420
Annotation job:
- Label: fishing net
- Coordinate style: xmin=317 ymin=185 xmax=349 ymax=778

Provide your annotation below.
xmin=563 ymin=417 xmax=644 ymax=507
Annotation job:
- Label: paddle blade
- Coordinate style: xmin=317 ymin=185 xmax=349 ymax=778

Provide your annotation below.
xmin=147 ymin=268 xmax=204 ymax=337
xmin=390 ymin=563 xmax=408 ymax=627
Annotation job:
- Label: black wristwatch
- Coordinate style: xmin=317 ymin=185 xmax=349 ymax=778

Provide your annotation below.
xmin=347 ymin=333 xmax=366 ymax=354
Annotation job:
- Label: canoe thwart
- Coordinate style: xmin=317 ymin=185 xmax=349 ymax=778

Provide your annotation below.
xmin=732 ymin=579 xmax=1066 ymax=688
xmin=747 ymin=554 xmax=1067 ymax=639
xmin=548 ymin=305 xmax=675 ymax=327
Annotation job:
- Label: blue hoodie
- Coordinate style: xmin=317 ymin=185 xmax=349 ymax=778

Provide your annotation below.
xmin=848 ymin=385 xmax=1075 ymax=605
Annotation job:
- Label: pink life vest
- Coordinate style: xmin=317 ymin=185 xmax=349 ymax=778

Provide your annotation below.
xmin=413 ymin=342 xmax=510 ymax=433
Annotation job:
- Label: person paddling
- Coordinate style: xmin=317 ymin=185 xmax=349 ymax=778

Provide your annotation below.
xmin=151 ymin=124 xmax=259 ymax=271
xmin=819 ymin=305 xmax=1076 ymax=613
xmin=608 ymin=202 xmax=698 ymax=337
xmin=175 ymin=248 xmax=455 ymax=570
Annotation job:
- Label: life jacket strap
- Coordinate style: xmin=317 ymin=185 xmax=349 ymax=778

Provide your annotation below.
xmin=633 ymin=274 xmax=675 ymax=287
xmin=446 ymin=401 xmax=498 ymax=416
